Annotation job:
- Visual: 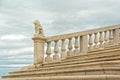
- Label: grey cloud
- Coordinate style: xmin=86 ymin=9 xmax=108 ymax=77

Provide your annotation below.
xmin=46 ymin=7 xmax=120 ymax=36
xmin=0 ymin=60 xmax=32 ymax=65
xmin=0 ymin=54 xmax=33 ymax=60
xmin=0 ymin=40 xmax=33 ymax=49
xmin=0 ymin=0 xmax=120 ymax=77
xmin=36 ymin=0 xmax=120 ymax=13
xmin=0 ymin=48 xmax=33 ymax=56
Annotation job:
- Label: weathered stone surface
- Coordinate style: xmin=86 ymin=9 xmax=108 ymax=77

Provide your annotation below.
xmin=2 ymin=22 xmax=120 ymax=80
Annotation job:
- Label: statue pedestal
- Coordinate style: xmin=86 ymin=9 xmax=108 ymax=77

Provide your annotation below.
xmin=32 ymin=35 xmax=46 ymax=65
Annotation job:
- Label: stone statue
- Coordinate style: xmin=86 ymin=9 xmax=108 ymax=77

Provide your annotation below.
xmin=34 ymin=20 xmax=44 ymax=36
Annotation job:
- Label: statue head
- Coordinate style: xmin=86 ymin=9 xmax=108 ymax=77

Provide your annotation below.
xmin=34 ymin=20 xmax=41 ymax=26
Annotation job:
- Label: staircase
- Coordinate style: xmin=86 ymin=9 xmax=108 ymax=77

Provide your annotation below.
xmin=2 ymin=21 xmax=120 ymax=80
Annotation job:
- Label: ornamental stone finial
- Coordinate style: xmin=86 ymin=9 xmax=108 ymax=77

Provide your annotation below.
xmin=34 ymin=20 xmax=44 ymax=36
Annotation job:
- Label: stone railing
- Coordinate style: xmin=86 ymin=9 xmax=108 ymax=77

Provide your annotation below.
xmin=32 ymin=20 xmax=120 ymax=65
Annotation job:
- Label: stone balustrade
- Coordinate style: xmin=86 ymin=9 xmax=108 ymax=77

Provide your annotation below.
xmin=45 ymin=25 xmax=120 ymax=62
xmin=32 ymin=20 xmax=120 ymax=65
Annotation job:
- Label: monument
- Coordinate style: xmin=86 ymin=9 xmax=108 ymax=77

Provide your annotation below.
xmin=2 ymin=20 xmax=120 ymax=80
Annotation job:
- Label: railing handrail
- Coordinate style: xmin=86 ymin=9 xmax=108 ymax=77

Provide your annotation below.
xmin=46 ymin=24 xmax=120 ymax=42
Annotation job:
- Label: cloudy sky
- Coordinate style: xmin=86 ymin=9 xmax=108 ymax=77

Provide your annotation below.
xmin=0 ymin=0 xmax=120 ymax=78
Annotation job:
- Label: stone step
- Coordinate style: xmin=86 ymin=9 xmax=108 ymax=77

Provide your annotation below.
xmin=6 ymin=60 xmax=120 ymax=77
xmin=43 ymin=45 xmax=120 ymax=67
xmin=2 ymin=75 xmax=120 ymax=80
xmin=9 ymin=59 xmax=120 ymax=74
xmin=7 ymin=45 xmax=120 ymax=77
xmin=43 ymin=53 xmax=120 ymax=68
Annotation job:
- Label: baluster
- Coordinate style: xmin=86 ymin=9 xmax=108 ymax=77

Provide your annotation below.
xmin=89 ymin=34 xmax=93 ymax=50
xmin=74 ymin=36 xmax=79 ymax=54
xmin=109 ymin=30 xmax=113 ymax=45
xmin=45 ymin=42 xmax=52 ymax=62
xmin=68 ymin=38 xmax=73 ymax=56
xmin=61 ymin=39 xmax=66 ymax=59
xmin=104 ymin=31 xmax=108 ymax=47
xmin=94 ymin=33 xmax=98 ymax=49
xmin=99 ymin=32 xmax=103 ymax=48
xmin=53 ymin=40 xmax=60 ymax=60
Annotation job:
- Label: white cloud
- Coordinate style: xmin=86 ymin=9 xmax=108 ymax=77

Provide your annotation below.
xmin=10 ymin=47 xmax=33 ymax=54
xmin=0 ymin=34 xmax=28 ymax=41
xmin=0 ymin=64 xmax=30 ymax=67
xmin=8 ymin=55 xmax=33 ymax=59
xmin=0 ymin=47 xmax=33 ymax=56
